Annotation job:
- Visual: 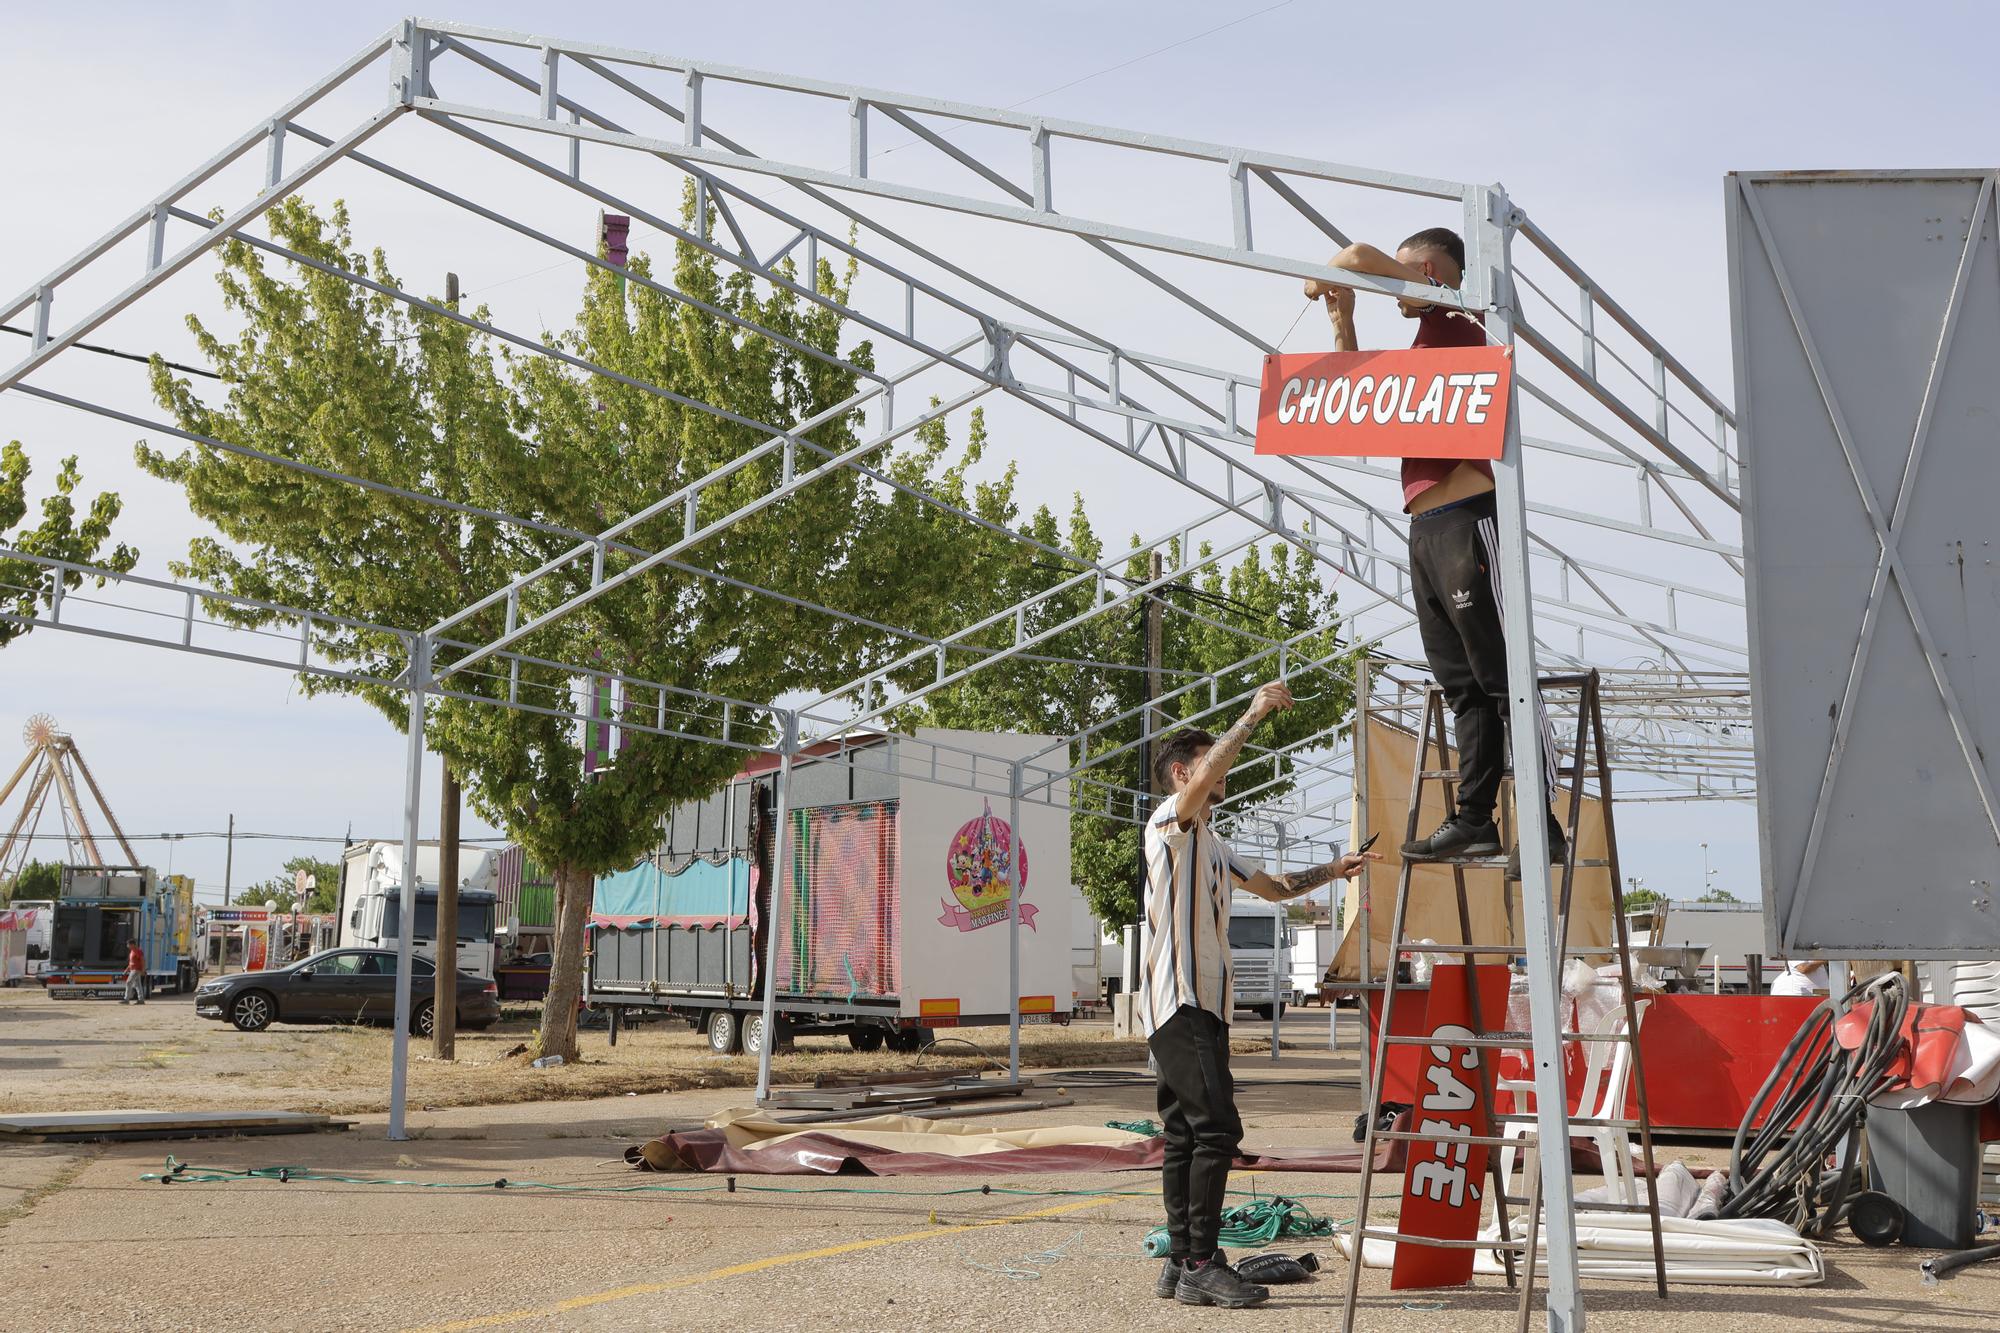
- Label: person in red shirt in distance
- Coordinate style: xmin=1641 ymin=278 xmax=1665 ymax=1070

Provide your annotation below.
xmin=123 ymin=939 xmax=147 ymax=1004
xmin=1304 ymin=229 xmax=1564 ymax=873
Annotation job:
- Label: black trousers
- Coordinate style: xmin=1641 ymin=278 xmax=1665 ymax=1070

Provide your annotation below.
xmin=1408 ymin=493 xmax=1556 ymax=822
xmin=1148 ymin=1005 xmax=1243 ymax=1259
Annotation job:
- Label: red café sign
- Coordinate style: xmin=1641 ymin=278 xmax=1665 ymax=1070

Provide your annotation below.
xmin=1254 ymin=347 xmax=1513 ymax=460
xmin=1393 ymin=963 xmax=1511 ymax=1290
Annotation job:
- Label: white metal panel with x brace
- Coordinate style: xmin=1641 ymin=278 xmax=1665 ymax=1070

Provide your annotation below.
xmin=1729 ymin=169 xmax=2000 ymax=958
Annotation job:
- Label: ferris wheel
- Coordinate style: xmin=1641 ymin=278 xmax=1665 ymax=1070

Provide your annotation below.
xmin=0 ymin=714 xmax=140 ymax=885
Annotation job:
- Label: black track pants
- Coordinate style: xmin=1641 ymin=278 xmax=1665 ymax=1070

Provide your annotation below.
xmin=1407 ymin=493 xmax=1557 ymax=822
xmin=1148 ymin=1005 xmax=1243 ymax=1259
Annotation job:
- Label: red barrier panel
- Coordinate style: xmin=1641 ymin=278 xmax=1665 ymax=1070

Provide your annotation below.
xmin=1363 ymin=988 xmax=1822 ymax=1134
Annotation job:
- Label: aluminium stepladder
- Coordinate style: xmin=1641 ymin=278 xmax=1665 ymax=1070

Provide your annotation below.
xmin=1340 ymin=669 xmax=1668 ymax=1331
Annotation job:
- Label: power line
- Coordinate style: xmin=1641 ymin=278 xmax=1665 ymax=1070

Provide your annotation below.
xmin=1 ymin=323 xmax=221 ymax=380
xmin=10 ymin=831 xmax=511 ymax=844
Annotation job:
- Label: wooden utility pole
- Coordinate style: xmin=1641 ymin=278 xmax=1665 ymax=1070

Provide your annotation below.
xmin=223 ymin=813 xmax=234 ymax=906
xmin=433 ymin=269 xmax=462 ymax=1061
xmin=434 ymin=766 xmax=461 ymax=1058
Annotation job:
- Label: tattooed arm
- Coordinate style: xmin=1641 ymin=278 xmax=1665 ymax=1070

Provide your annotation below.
xmin=1172 ymin=681 xmax=1294 ymax=828
xmin=1239 ymin=851 xmax=1379 ymax=903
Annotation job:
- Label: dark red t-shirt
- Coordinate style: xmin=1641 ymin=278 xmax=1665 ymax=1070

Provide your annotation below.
xmin=1403 ymin=304 xmax=1492 ymax=510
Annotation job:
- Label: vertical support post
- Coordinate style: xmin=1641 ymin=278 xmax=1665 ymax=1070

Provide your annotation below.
xmin=1030 ymin=122 xmax=1052 ymax=212
xmin=1471 ymin=184 xmax=1583 ymax=1332
xmin=683 ymin=71 xmax=704 ymax=146
xmin=1577 ymin=284 xmax=1596 ymax=379
xmin=753 ymin=714 xmax=799 ymax=1103
xmin=264 ymin=120 xmax=286 ymax=190
xmin=148 ymin=205 xmax=168 ymax=272
xmin=223 ymin=813 xmax=235 ymax=906
xmin=388 ymin=635 xmax=430 ymax=1142
xmin=1229 ymin=156 xmax=1254 ymax=251
xmin=539 ymin=47 xmax=560 ymax=121
xmin=1008 ymin=759 xmax=1023 ymax=1083
xmin=848 ymin=98 xmax=868 ymax=179
xmin=1353 ymin=655 xmax=1371 ymax=1082
xmin=1269 ymin=903 xmax=1282 ymax=1063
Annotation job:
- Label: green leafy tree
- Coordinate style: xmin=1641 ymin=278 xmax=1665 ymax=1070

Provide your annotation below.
xmin=1697 ymin=887 xmax=1741 ymax=904
xmin=1624 ymin=885 xmax=1665 ymax=911
xmin=145 ymin=194 xmax=1010 ymax=1060
xmin=252 ymin=855 xmax=340 ymax=915
xmin=919 ymin=514 xmax=1352 ymax=930
xmin=3 ymin=859 xmax=62 ymax=903
xmin=1 ymin=443 xmax=138 ymax=648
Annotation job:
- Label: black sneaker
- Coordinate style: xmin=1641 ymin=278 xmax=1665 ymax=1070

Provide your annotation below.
xmin=1507 ymin=817 xmax=1570 ymax=879
xmin=1176 ymin=1255 xmax=1271 ymax=1308
xmin=1401 ymin=814 xmax=1502 ymax=860
xmin=1154 ymin=1256 xmax=1185 ymax=1299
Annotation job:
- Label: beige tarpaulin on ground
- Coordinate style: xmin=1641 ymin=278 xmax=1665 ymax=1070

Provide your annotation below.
xmin=1329 ymin=713 xmax=1614 ymax=982
xmin=688 ymin=1107 xmax=1148 ymax=1159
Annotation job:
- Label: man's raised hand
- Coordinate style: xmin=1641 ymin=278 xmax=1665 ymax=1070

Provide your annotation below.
xmin=1250 ymin=681 xmax=1295 ymax=719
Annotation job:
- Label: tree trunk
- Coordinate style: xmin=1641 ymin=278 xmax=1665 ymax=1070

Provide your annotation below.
xmin=537 ymin=859 xmax=592 ymax=1062
xmin=432 ymin=764 xmax=461 ymax=1060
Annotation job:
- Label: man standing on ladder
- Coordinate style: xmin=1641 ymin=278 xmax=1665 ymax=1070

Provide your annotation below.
xmin=1142 ymin=682 xmax=1377 ymax=1309
xmin=1306 ymin=230 xmax=1565 ymax=873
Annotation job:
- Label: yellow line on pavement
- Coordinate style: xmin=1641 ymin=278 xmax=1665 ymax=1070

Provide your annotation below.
xmin=404 ymin=1193 xmax=1124 ymax=1332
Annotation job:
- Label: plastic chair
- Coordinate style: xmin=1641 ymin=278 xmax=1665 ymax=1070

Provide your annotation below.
xmin=1497 ymin=997 xmax=1651 ymax=1207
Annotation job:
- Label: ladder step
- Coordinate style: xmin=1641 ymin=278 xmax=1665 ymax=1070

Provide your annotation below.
xmin=1500 ymin=1196 xmax=1658 ymax=1215
xmin=1352 ymin=1226 xmax=1525 ymax=1251
xmin=1393 ymin=943 xmax=1634 ymax=957
xmin=1378 ymin=1030 xmax=1633 ymax=1049
xmin=1491 ymin=1114 xmax=1643 ymax=1130
xmin=1402 ymin=856 xmax=1611 ymax=869
xmin=1371 ymin=1129 xmax=1518 ymax=1148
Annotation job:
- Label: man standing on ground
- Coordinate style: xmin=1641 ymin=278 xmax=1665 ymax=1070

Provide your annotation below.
xmin=122 ymin=938 xmax=146 ymax=1004
xmin=1304 ymin=230 xmax=1566 ymax=872
xmin=1142 ymin=681 xmax=1377 ymax=1308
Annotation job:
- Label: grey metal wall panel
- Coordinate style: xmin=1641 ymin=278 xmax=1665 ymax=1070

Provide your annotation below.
xmin=1728 ymin=170 xmax=2000 ymax=957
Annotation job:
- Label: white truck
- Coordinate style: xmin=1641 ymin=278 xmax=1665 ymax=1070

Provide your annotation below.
xmin=336 ymin=841 xmax=501 ymax=979
xmin=1229 ymin=893 xmax=1300 ymax=1019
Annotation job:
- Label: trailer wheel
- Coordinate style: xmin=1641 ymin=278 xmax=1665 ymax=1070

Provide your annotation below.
xmin=742 ymin=1012 xmax=792 ymax=1057
xmin=707 ymin=1010 xmax=741 ymax=1055
xmin=847 ymin=1028 xmax=885 ymax=1053
xmin=887 ymin=1025 xmax=935 ymax=1054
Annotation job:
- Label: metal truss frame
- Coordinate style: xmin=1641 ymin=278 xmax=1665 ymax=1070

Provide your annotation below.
xmin=0 ymin=22 xmax=1768 ymax=1327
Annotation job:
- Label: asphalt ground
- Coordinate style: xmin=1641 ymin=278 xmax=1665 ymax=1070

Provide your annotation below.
xmin=2 ymin=1007 xmax=1995 ymax=1330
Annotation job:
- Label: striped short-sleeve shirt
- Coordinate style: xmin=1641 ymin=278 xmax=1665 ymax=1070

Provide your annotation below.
xmin=1138 ymin=797 xmax=1263 ymax=1037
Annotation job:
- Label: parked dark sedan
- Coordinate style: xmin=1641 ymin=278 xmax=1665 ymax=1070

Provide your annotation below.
xmin=194 ymin=948 xmax=499 ymax=1035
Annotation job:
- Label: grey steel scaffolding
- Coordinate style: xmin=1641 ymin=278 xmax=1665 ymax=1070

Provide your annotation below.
xmin=0 ymin=21 xmax=1755 ymax=1330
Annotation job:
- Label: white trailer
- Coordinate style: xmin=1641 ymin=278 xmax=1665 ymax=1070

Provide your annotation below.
xmin=1638 ymin=900 xmax=1788 ymax=992
xmin=336 ymin=841 xmax=501 ymax=979
xmin=1290 ymin=923 xmax=1334 ymax=1005
xmin=7 ymin=899 xmax=53 ymax=977
xmin=587 ymin=728 xmax=1074 ymax=1053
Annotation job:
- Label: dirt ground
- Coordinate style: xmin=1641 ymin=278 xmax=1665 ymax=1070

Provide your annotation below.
xmin=2 ymin=993 xmax=1995 ymax=1332
xmin=0 ymin=986 xmax=1185 ymax=1116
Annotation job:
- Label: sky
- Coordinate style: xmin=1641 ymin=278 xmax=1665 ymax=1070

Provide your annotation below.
xmin=2 ymin=1 xmax=1995 ymax=909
